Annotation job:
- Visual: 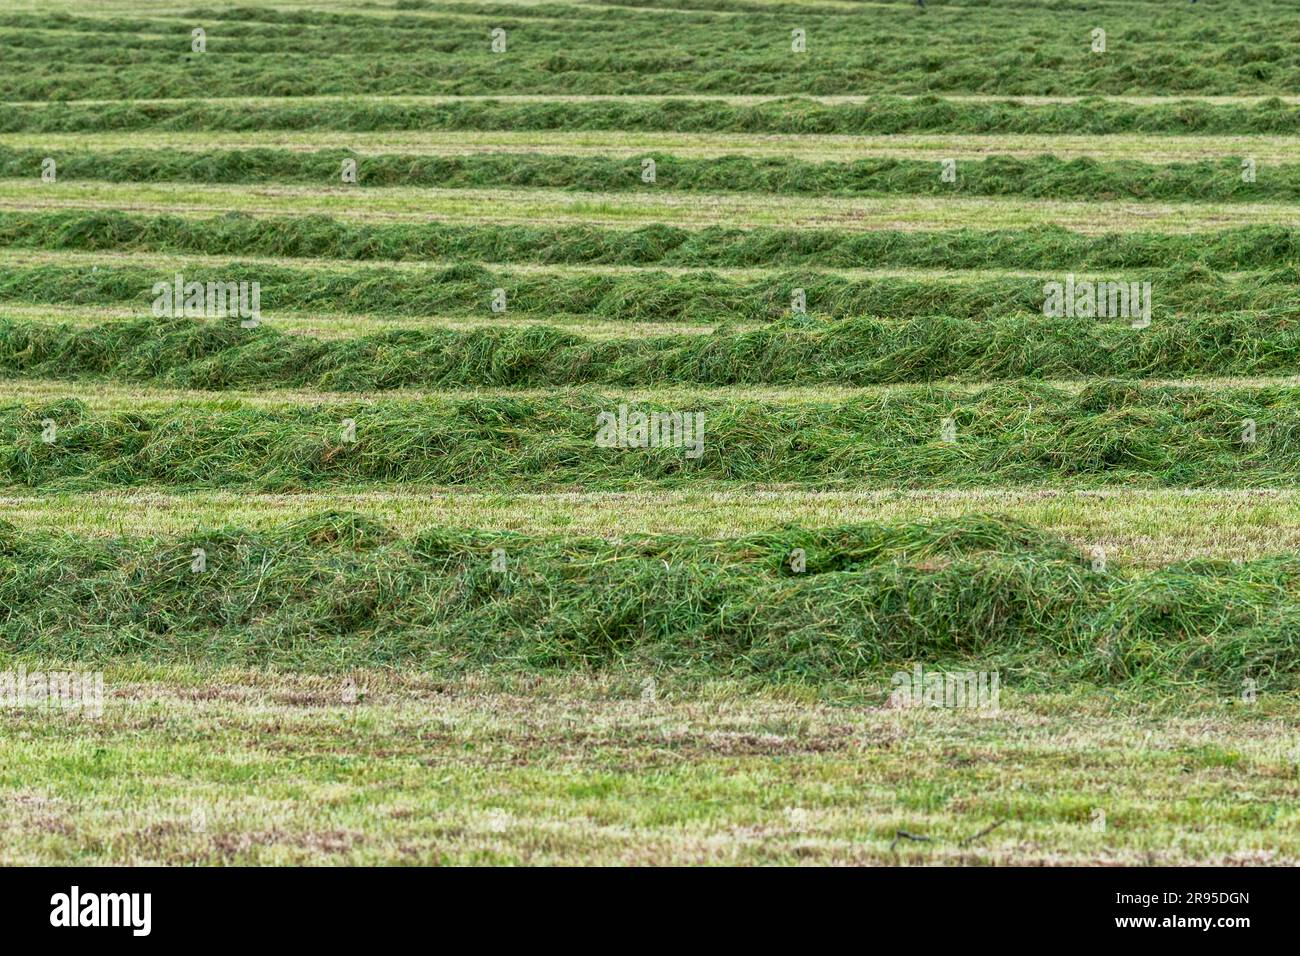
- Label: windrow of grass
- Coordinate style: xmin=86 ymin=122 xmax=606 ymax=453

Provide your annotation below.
xmin=2 ymin=510 xmax=1295 ymax=689
xmin=5 ymin=313 xmax=1300 ymax=388
xmin=4 ymin=382 xmax=1300 ymax=490
xmin=6 ymin=147 xmax=1295 ymax=201
xmin=2 ymin=3 xmax=1297 ymax=98
xmin=17 ymin=95 xmax=1300 ymax=136
xmin=7 ymin=211 xmax=1300 ymax=271
xmin=2 ymin=261 xmax=1298 ymax=325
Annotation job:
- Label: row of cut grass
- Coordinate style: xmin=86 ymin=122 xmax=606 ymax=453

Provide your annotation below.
xmin=15 ymin=94 xmax=1300 ymax=135
xmin=8 ymin=147 xmax=1300 ymax=201
xmin=27 ymin=94 xmax=1300 ymax=105
xmin=2 ymin=261 xmax=1297 ymax=324
xmin=8 ymin=210 xmax=1300 ymax=270
xmin=6 ymin=381 xmax=1300 ymax=490
xmin=1 ymin=510 xmax=1298 ymax=690
xmin=5 ymin=312 xmax=1300 ymax=388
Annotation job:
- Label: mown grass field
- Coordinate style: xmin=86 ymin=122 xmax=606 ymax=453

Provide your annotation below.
xmin=3 ymin=0 xmax=1300 ymax=866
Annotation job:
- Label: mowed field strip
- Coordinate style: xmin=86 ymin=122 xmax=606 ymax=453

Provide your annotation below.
xmin=21 ymin=94 xmax=1300 ymax=105
xmin=5 ymin=671 xmax=1296 ymax=866
xmin=14 ymin=130 xmax=1300 ymax=162
xmin=3 ymin=0 xmax=1300 ymax=866
xmin=6 ymin=179 xmax=1297 ymax=232
xmin=6 ymin=0 xmax=1300 ymax=99
xmin=7 ymin=486 xmax=1300 ymax=565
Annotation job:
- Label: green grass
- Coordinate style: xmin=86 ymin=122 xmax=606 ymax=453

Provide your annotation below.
xmin=5 ymin=382 xmax=1300 ymax=491
xmin=1 ymin=511 xmax=1298 ymax=691
xmin=10 ymin=210 xmax=1300 ymax=270
xmin=13 ymin=93 xmax=1300 ymax=136
xmin=8 ymin=310 xmax=1300 ymax=388
xmin=9 ymin=146 xmax=1300 ymax=201
xmin=5 ymin=1 xmax=1300 ymax=99
xmin=9 ymin=0 xmax=1300 ymax=867
xmin=7 ymin=260 xmax=1300 ymax=327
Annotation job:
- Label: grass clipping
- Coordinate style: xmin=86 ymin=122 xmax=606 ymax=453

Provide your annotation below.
xmin=1 ymin=511 xmax=1294 ymax=689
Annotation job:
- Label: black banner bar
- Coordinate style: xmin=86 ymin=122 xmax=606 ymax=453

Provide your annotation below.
xmin=0 ymin=866 xmax=1285 ymax=943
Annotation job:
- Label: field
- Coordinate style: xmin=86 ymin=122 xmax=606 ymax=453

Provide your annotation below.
xmin=3 ymin=0 xmax=1300 ymax=866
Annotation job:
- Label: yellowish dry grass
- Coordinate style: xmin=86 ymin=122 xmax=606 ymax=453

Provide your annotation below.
xmin=2 ymin=666 xmax=1295 ymax=865
xmin=8 ymin=130 xmax=1295 ymax=162
xmin=7 ymin=486 xmax=1300 ymax=566
xmin=4 ymin=179 xmax=1293 ymax=232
